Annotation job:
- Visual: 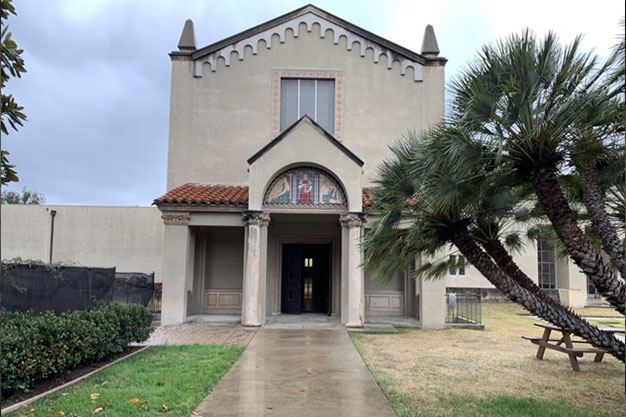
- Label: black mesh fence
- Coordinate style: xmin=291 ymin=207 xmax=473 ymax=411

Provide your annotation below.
xmin=112 ymin=272 xmax=155 ymax=307
xmin=1 ymin=264 xmax=154 ymax=314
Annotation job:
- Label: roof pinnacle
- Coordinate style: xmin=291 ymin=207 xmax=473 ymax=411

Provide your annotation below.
xmin=421 ymin=24 xmax=440 ymax=57
xmin=178 ymin=19 xmax=197 ymax=51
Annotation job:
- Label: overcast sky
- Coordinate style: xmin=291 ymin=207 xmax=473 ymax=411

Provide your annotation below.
xmin=2 ymin=0 xmax=624 ymax=206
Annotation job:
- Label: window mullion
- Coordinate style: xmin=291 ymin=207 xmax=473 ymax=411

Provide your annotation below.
xmin=297 ymin=79 xmax=301 ymax=119
xmin=314 ymin=79 xmax=318 ymax=121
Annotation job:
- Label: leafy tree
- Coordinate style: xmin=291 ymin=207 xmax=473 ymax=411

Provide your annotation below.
xmin=449 ymin=30 xmax=625 ymax=313
xmin=364 ymin=125 xmax=624 ymax=360
xmin=1 ymin=0 xmax=27 ymax=186
xmin=1 ymin=187 xmax=45 ymax=204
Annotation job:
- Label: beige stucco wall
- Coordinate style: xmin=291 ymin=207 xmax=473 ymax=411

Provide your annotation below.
xmin=365 ymin=270 xmax=404 ymax=291
xmin=442 ymin=238 xmax=591 ymax=307
xmin=1 ymin=205 xmax=164 ymax=281
xmin=167 ymin=23 xmax=444 ymax=191
xmin=199 ymin=228 xmax=245 ymax=290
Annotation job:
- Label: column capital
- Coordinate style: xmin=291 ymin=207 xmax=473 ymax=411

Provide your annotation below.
xmin=339 ymin=212 xmax=366 ymax=228
xmin=161 ymin=211 xmax=190 ymax=225
xmin=243 ymin=210 xmax=271 ymax=227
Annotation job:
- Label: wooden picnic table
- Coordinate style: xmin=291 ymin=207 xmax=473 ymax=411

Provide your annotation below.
xmin=522 ymin=323 xmax=624 ymax=371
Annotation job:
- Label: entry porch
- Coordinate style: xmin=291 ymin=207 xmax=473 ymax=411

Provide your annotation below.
xmin=157 ymin=209 xmax=446 ymax=328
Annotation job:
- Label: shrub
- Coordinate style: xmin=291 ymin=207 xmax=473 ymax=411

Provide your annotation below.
xmin=1 ymin=302 xmax=153 ymax=396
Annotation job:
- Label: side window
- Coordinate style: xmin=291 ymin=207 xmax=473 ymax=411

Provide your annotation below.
xmin=537 ymin=239 xmax=556 ymax=289
xmin=449 ymin=255 xmax=466 ymax=276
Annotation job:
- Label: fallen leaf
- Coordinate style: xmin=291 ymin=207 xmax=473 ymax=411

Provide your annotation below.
xmin=100 ymin=381 xmax=108 ymax=386
xmin=266 ymin=406 xmax=273 ymax=410
xmin=298 ymin=388 xmax=307 ymax=393
xmin=90 ymin=393 xmax=101 ymax=400
xmin=129 ymin=397 xmax=140 ymax=405
xmin=161 ymin=404 xmax=169 ymax=412
xmin=23 ymin=409 xmax=36 ymax=415
xmin=93 ymin=405 xmax=105 ymax=414
xmin=53 ymin=411 xmax=65 ymax=417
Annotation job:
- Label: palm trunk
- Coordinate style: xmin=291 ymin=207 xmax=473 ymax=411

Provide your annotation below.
xmin=483 ymin=238 xmax=624 ymax=360
xmin=531 ymin=167 xmax=625 ymax=314
xmin=451 ymin=230 xmax=625 ymax=361
xmin=580 ymin=165 xmax=626 ymax=279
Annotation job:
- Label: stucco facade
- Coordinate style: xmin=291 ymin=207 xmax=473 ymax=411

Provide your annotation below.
xmin=156 ymin=5 xmax=447 ymax=327
xmin=0 ymin=5 xmax=596 ymax=328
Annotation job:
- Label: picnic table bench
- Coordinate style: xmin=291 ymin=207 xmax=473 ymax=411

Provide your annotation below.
xmin=522 ymin=323 xmax=624 ymax=371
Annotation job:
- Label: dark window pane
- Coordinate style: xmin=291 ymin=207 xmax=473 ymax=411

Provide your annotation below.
xmin=316 ymin=80 xmax=335 ymax=133
xmin=280 ymin=79 xmax=298 ymax=131
xmin=299 ymin=79 xmax=315 ymax=120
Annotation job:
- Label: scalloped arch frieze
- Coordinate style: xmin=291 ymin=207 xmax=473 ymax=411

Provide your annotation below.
xmin=193 ymin=12 xmax=424 ymax=81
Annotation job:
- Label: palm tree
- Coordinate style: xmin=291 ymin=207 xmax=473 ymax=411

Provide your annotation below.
xmin=569 ymin=93 xmax=625 ymax=279
xmin=449 ymin=30 xmax=625 ymax=314
xmin=363 ymin=126 xmax=625 ymax=360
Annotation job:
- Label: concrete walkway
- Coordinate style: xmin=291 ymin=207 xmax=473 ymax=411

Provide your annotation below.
xmin=194 ymin=328 xmax=396 ymax=417
xmin=143 ymin=324 xmax=257 ymax=345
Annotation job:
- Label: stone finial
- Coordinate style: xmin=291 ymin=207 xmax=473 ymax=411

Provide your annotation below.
xmin=421 ymin=24 xmax=440 ymax=57
xmin=178 ymin=19 xmax=197 ymax=51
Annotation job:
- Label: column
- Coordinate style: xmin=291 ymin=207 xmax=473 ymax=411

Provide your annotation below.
xmin=161 ymin=212 xmax=194 ymax=325
xmin=242 ymin=211 xmax=270 ymax=327
xmin=340 ymin=213 xmax=366 ymax=328
xmin=419 ymin=275 xmax=446 ymax=329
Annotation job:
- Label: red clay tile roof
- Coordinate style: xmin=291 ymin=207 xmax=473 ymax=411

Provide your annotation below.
xmin=154 ymin=184 xmax=249 ymax=207
xmin=362 ymin=187 xmax=373 ymax=208
xmin=155 ymin=183 xmax=374 ymax=209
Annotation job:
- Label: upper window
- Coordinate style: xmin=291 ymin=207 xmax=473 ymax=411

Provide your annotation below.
xmin=449 ymin=255 xmax=466 ymax=276
xmin=537 ymin=239 xmax=556 ymax=289
xmin=280 ymin=79 xmax=335 ymax=134
xmin=264 ymin=167 xmax=346 ymax=208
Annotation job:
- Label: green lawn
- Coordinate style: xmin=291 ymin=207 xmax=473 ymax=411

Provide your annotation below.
xmin=7 ymin=345 xmax=244 ymax=417
xmin=351 ymin=304 xmax=625 ymax=417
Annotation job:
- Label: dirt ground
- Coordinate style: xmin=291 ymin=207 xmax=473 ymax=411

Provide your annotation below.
xmin=352 ymin=303 xmax=625 ymax=416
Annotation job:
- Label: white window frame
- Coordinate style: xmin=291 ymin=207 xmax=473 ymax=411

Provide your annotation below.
xmin=537 ymin=239 xmax=556 ymax=289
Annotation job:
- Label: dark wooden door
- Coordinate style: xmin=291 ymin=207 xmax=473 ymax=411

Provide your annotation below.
xmin=281 ymin=244 xmax=302 ymax=314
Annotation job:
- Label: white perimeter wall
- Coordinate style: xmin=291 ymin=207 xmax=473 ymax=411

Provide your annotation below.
xmin=1 ymin=205 xmax=164 ymax=282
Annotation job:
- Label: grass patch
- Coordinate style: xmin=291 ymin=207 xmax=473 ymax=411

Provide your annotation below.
xmin=574 ymin=307 xmax=624 ymax=318
xmin=6 ymin=345 xmax=244 ymax=417
xmin=587 ymin=319 xmax=625 ymax=329
xmin=351 ymin=303 xmax=625 ymax=417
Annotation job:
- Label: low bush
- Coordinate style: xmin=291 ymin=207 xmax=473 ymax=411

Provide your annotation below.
xmin=1 ymin=302 xmax=153 ymax=396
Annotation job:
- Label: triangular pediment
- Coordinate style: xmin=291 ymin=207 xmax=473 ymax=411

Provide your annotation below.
xmin=186 ymin=5 xmax=444 ymax=81
xmin=247 ymin=115 xmax=363 ymax=167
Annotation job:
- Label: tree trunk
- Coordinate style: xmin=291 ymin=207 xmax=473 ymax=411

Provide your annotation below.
xmin=580 ymin=165 xmax=626 ymax=279
xmin=451 ymin=230 xmax=625 ymax=361
xmin=531 ymin=168 xmax=625 ymax=314
xmin=483 ymin=238 xmax=624 ymax=361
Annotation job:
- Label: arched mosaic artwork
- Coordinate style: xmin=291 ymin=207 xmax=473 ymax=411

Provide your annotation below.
xmin=264 ymin=167 xmax=347 ymax=208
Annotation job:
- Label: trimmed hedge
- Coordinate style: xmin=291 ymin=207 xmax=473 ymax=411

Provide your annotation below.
xmin=1 ymin=302 xmax=153 ymax=395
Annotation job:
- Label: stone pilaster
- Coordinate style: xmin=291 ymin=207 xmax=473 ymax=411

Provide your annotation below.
xmin=339 ymin=213 xmax=366 ymax=328
xmin=160 ymin=213 xmax=194 ymax=325
xmin=242 ymin=211 xmax=271 ymax=326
